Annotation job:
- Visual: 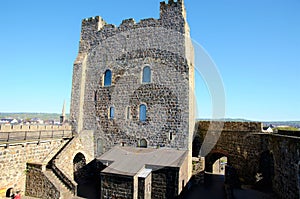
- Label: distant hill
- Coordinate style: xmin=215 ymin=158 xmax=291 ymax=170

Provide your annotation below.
xmin=262 ymin=121 xmax=300 ymax=129
xmin=0 ymin=112 xmax=69 ymax=121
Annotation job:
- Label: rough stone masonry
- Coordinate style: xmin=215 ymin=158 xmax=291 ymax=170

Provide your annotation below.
xmin=70 ymin=0 xmax=194 ymax=175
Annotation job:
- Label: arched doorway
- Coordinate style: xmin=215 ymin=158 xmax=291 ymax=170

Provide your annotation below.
xmin=6 ymin=188 xmax=13 ymax=197
xmin=140 ymin=139 xmax=147 ymax=148
xmin=255 ymin=150 xmax=274 ymax=190
xmin=73 ymin=153 xmax=87 ymax=183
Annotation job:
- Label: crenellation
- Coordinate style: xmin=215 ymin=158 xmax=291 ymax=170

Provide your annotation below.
xmin=120 ymin=18 xmax=136 ymax=27
xmin=0 ymin=124 xmax=71 ymax=132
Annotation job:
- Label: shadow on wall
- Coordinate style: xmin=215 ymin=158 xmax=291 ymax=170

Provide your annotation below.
xmin=74 ymin=158 xmax=106 ymax=199
xmin=254 ymin=150 xmax=274 ymax=191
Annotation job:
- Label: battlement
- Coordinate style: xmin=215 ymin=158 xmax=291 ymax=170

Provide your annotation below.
xmin=120 ymin=18 xmax=136 ymax=27
xmin=78 ymin=0 xmax=187 ymax=52
xmin=82 ymin=16 xmax=106 ymax=28
xmin=197 ymin=121 xmax=263 ymax=132
xmin=0 ymin=124 xmax=71 ymax=132
xmin=160 ymin=0 xmax=183 ymax=7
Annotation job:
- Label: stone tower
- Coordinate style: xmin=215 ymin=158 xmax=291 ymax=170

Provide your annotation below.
xmin=60 ymin=100 xmax=66 ymax=124
xmin=70 ymin=0 xmax=194 ymax=163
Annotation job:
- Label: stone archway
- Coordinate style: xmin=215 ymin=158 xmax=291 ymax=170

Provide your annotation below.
xmin=205 ymin=151 xmax=229 ymax=173
xmin=73 ymin=152 xmax=87 ymax=183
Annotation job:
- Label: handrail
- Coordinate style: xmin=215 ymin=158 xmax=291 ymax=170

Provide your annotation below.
xmin=0 ymin=130 xmax=72 ymax=144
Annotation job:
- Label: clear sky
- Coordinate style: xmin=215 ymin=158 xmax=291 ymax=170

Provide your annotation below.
xmin=0 ymin=0 xmax=299 ymax=121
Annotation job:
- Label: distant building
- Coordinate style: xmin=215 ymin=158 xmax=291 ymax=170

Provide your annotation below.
xmin=262 ymin=126 xmax=273 ymax=133
xmin=30 ymin=118 xmax=44 ymax=124
xmin=0 ymin=118 xmax=18 ymax=124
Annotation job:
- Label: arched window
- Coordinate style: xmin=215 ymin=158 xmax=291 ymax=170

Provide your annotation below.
xmin=139 ymin=104 xmax=147 ymax=122
xmin=142 ymin=66 xmax=151 ymax=83
xmin=104 ymin=69 xmax=112 ymax=86
xmin=109 ymin=106 xmax=115 ymax=119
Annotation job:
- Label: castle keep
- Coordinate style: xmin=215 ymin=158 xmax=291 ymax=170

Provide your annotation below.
xmin=70 ymin=0 xmax=194 ymax=154
xmin=69 ymin=0 xmax=195 ymax=197
xmin=0 ymin=1 xmax=299 ymax=199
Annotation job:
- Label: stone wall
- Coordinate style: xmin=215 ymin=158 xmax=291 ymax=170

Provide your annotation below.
xmin=262 ymin=134 xmax=300 ymax=199
xmin=0 ymin=138 xmax=68 ymax=197
xmin=54 ymin=130 xmax=95 ymax=183
xmin=70 ymin=0 xmax=194 ymax=161
xmin=101 ymin=173 xmax=134 ymax=198
xmin=138 ymin=173 xmax=151 ymax=199
xmin=25 ymin=163 xmax=60 ymax=199
xmin=0 ymin=124 xmax=71 ymax=132
xmin=151 ymin=167 xmax=179 ymax=198
xmin=195 ymin=121 xmax=263 ymax=184
xmin=195 ymin=121 xmax=300 ymax=199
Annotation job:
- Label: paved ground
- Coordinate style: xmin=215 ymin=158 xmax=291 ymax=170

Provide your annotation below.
xmin=183 ymin=173 xmax=276 ymax=199
xmin=183 ymin=173 xmax=226 ymax=199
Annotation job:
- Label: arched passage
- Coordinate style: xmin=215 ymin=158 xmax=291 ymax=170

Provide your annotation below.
xmin=73 ymin=152 xmax=87 ymax=183
xmin=205 ymin=151 xmax=229 ymax=173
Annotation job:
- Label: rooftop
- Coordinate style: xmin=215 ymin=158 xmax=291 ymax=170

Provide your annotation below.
xmin=98 ymin=146 xmax=188 ymax=176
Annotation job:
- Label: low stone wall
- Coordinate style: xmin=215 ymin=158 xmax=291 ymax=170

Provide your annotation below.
xmin=277 ymin=130 xmax=300 ymax=137
xmin=197 ymin=121 xmax=262 ymax=132
xmin=0 ymin=125 xmax=72 ymax=143
xmin=0 ymin=124 xmax=71 ymax=132
xmin=25 ymin=163 xmax=60 ymax=199
xmin=0 ymin=139 xmax=69 ymax=196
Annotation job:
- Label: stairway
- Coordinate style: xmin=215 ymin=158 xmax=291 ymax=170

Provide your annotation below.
xmin=44 ymin=170 xmax=84 ymax=199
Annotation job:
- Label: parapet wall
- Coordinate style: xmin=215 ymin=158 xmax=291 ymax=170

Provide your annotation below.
xmin=196 ymin=121 xmax=262 ymax=132
xmin=0 ymin=124 xmax=71 ymax=132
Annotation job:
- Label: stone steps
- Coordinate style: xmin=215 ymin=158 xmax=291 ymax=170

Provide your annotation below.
xmin=44 ymin=170 xmax=75 ymax=199
xmin=42 ymin=139 xmax=70 ymax=165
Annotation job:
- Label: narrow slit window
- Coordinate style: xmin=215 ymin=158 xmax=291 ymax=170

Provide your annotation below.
xmin=104 ymin=69 xmax=112 ymax=86
xmin=142 ymin=66 xmax=151 ymax=83
xmin=109 ymin=107 xmax=115 ymax=119
xmin=139 ymin=104 xmax=146 ymax=122
xmin=126 ymin=106 xmax=131 ymax=120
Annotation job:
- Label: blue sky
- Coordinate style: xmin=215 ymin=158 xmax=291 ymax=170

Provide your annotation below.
xmin=0 ymin=0 xmax=299 ymax=121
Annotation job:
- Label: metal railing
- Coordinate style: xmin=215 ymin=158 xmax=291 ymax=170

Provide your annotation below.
xmin=0 ymin=130 xmax=72 ymax=144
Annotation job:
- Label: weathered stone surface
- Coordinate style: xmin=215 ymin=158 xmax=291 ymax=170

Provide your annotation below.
xmin=194 ymin=121 xmax=300 ymax=199
xmin=70 ymin=0 xmax=194 ymax=159
xmin=25 ymin=163 xmax=60 ymax=199
xmin=0 ymin=138 xmax=69 ymax=194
